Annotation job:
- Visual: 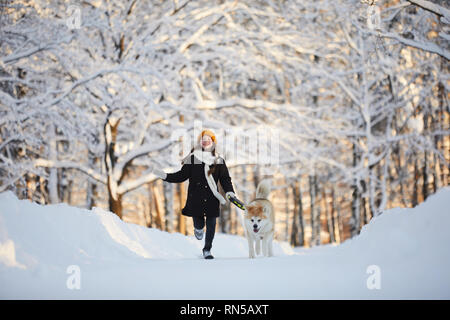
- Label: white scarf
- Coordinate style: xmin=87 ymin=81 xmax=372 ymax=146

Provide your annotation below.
xmin=183 ymin=148 xmax=226 ymax=205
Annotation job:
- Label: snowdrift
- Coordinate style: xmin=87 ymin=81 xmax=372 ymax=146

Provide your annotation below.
xmin=1 ymin=187 xmax=449 ymax=299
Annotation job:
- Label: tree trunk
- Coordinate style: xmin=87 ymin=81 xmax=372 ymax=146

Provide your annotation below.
xmin=26 ymin=173 xmax=35 ymax=201
xmin=351 ymin=181 xmax=361 ymax=237
xmin=86 ymin=150 xmax=98 ymax=209
xmin=236 ymin=164 xmax=248 ymax=235
xmin=336 ymin=197 xmax=344 ymax=242
xmin=104 ymin=114 xmax=122 ymax=217
xmin=431 ymin=110 xmax=439 ymax=194
xmin=309 ymin=174 xmax=320 ymax=246
xmin=437 ymin=55 xmax=448 ymax=189
xmin=146 ymin=183 xmax=153 ymax=228
xmin=412 ymin=157 xmax=419 ymax=207
xmin=297 ymin=181 xmax=305 ymax=247
xmin=361 ymin=193 xmax=367 ymax=226
xmin=433 ymin=153 xmax=439 ymax=194
xmin=291 ymin=182 xmax=298 ymax=247
xmin=285 ymin=183 xmax=290 ymax=242
xmin=177 ymin=113 xmax=186 ymax=234
xmin=314 ymin=190 xmax=321 ymax=246
xmin=152 ymin=182 xmax=164 ymax=230
xmin=422 ymin=111 xmax=430 ymax=201
xmin=178 ymin=182 xmax=186 ymax=235
xmin=39 ymin=176 xmax=47 ymax=204
xmin=220 ymin=201 xmax=231 ymax=234
xmin=351 ymin=143 xmax=361 ymax=237
xmin=393 ymin=145 xmax=408 ymax=207
xmin=331 ymin=187 xmax=340 ymax=243
xmin=164 ymin=182 xmax=174 ymax=232
xmin=323 ymin=189 xmax=335 ymax=244
xmin=48 ymin=124 xmax=59 ymax=204
xmin=108 ymin=193 xmax=123 ymax=219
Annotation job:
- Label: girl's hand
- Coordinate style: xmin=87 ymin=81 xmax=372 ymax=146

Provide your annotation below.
xmin=226 ymin=191 xmax=236 ymax=200
xmin=226 ymin=192 xmax=245 ymax=210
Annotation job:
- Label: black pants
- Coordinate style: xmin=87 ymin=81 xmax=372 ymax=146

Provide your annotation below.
xmin=192 ymin=216 xmax=217 ymax=251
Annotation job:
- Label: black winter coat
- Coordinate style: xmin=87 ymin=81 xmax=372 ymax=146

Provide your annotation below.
xmin=163 ymin=154 xmax=235 ymax=218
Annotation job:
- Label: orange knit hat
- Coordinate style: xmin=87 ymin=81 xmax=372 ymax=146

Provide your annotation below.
xmin=198 ymin=129 xmax=217 ymax=144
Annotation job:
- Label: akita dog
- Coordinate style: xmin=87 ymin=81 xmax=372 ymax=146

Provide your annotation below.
xmin=243 ymin=179 xmax=275 ymax=258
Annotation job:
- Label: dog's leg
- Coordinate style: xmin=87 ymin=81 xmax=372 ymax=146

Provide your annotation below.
xmin=247 ymin=232 xmax=255 ymax=259
xmin=261 ymin=236 xmax=268 ymax=257
xmin=255 ymin=237 xmax=261 ymax=256
xmin=268 ymin=232 xmax=274 ymax=257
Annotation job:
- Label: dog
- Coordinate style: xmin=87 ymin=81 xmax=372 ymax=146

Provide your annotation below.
xmin=242 ymin=179 xmax=275 ymax=258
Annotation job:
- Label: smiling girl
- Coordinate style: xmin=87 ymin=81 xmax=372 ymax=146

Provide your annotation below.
xmin=152 ymin=129 xmax=239 ymax=259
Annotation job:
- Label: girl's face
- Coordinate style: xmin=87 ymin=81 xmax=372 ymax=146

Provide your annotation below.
xmin=201 ymin=135 xmax=213 ymax=149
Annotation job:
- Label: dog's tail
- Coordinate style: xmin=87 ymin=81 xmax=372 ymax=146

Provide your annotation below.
xmin=255 ymin=179 xmax=271 ymax=199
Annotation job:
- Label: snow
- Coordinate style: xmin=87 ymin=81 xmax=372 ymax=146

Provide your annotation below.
xmin=1 ymin=187 xmax=450 ymax=299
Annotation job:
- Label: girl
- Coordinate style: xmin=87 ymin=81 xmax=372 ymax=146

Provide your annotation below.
xmin=151 ymin=129 xmax=238 ymax=259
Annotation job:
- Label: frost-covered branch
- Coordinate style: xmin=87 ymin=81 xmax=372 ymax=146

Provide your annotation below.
xmin=407 ymin=0 xmax=450 ymax=20
xmin=376 ymin=30 xmax=450 ymax=61
xmin=34 ymin=159 xmax=106 ymax=185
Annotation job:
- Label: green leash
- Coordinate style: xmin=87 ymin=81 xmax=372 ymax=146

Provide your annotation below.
xmin=227 ymin=194 xmax=246 ymax=211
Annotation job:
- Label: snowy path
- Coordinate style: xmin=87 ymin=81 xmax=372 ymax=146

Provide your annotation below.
xmin=1 ymin=189 xmax=450 ymax=299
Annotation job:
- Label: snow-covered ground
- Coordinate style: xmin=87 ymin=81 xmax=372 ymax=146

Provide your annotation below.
xmin=1 ymin=187 xmax=449 ymax=299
